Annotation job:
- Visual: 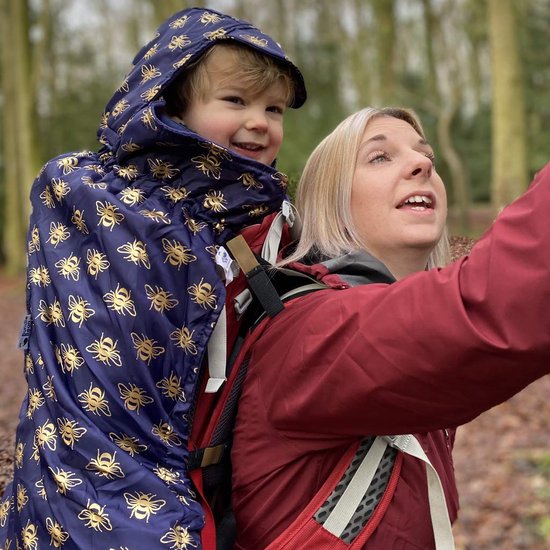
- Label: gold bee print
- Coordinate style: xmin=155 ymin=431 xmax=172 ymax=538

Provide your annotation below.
xmin=118 ymin=76 xmax=130 ymax=93
xmin=34 ymin=421 xmax=57 ymax=453
xmin=55 ymin=253 xmax=81 ymax=281
xmin=119 ymin=186 xmax=144 ymax=205
xmin=86 ymin=334 xmax=123 ymax=367
xmin=160 ymin=524 xmax=198 ymax=549
xmin=48 ymin=466 xmax=83 ymax=495
xmin=173 ymin=53 xmax=192 ymax=70
xmin=239 ymin=172 xmax=263 ymax=190
xmin=78 ymin=384 xmax=112 ymax=416
xmin=188 ymin=278 xmax=217 ymax=309
xmin=161 ymin=185 xmax=189 ymax=203
xmin=28 ymin=266 xmax=51 ymax=287
xmin=83 ymin=163 xmax=105 ymax=175
xmin=103 ymin=285 xmax=137 ymax=316
xmin=120 ymin=140 xmax=142 ymax=153
xmin=36 ymin=298 xmax=65 ymax=327
xmin=57 ymin=417 xmax=87 ymax=449
xmin=78 ymin=501 xmax=113 ymax=532
xmin=147 ymin=158 xmax=180 ymax=180
xmin=141 ymin=84 xmax=162 ymax=102
xmin=112 ymin=98 xmax=130 ymax=118
xmin=130 ymin=333 xmax=165 ymax=365
xmin=109 ymin=432 xmax=148 ymax=457
xmin=169 ymin=326 xmax=198 ymax=355
xmin=191 ymin=153 xmax=222 ymax=179
xmin=68 ymin=295 xmax=96 ymax=327
xmin=139 ymin=209 xmax=171 ymax=223
xmin=204 ymin=28 xmax=228 ymax=41
xmin=81 ymin=175 xmax=107 ymax=189
xmin=26 ymin=388 xmax=45 ymax=419
xmin=86 ymin=451 xmax=125 ymax=479
xmin=56 ymin=156 xmax=78 ymax=175
xmin=0 ymin=496 xmax=10 ymax=527
xmin=213 ymin=219 xmax=226 ymax=235
xmin=35 ymin=477 xmax=47 ymax=500
xmin=153 ymin=465 xmax=180 ymax=486
xmin=21 ymin=520 xmax=39 ymax=550
xmin=117 ymin=239 xmax=151 ymax=269
xmin=203 ymin=190 xmax=227 ymax=212
xmin=200 ymin=11 xmax=222 ymax=24
xmin=169 ymin=15 xmax=189 ymax=28
xmin=141 ymin=106 xmax=158 ymax=131
xmin=71 ymin=207 xmax=89 ymax=234
xmin=183 ymin=210 xmax=207 ymax=234
xmin=15 ymin=441 xmax=25 ymax=469
xmin=124 ymin=492 xmax=166 ymax=523
xmin=40 ymin=185 xmax=56 ymax=208
xmin=246 ymin=204 xmax=270 ymax=218
xmin=144 ymin=284 xmax=179 ymax=313
xmin=118 ymin=382 xmax=154 ymax=413
xmin=28 ymin=225 xmax=41 ymax=253
xmin=151 ymin=421 xmax=182 ymax=447
xmin=156 ymin=373 xmax=185 ymax=402
xmin=60 ymin=342 xmax=85 ymax=373
xmin=240 ymin=34 xmax=268 ymax=48
xmin=24 ymin=354 xmax=34 ymax=375
xmin=140 ymin=64 xmax=161 ymax=83
xmin=272 ymin=170 xmax=289 ymax=189
xmin=96 ymin=201 xmax=124 ymax=231
xmin=16 ymin=484 xmax=28 ymax=512
xmin=47 ymin=222 xmax=71 ymax=247
xmin=86 ymin=248 xmax=110 ymax=278
xmin=46 ymin=517 xmax=69 ymax=548
xmin=162 ymin=238 xmax=197 ymax=270
xmin=116 ymin=165 xmax=141 ymax=182
xmin=144 ymin=43 xmax=160 ymax=59
xmin=43 ymin=375 xmax=57 ymax=401
xmin=168 ymin=34 xmax=191 ymax=51
xmin=51 ymin=178 xmax=71 ymax=203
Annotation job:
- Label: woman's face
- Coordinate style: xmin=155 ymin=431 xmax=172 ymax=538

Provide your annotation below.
xmin=350 ymin=116 xmax=447 ymax=264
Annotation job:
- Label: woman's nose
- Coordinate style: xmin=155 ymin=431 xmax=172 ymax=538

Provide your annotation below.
xmin=410 ymin=153 xmax=433 ymax=178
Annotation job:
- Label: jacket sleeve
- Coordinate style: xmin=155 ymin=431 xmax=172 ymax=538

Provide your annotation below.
xmin=251 ymin=162 xmax=550 ymax=438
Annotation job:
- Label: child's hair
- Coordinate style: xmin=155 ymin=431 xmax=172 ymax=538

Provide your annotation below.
xmin=164 ymin=42 xmax=296 ymax=116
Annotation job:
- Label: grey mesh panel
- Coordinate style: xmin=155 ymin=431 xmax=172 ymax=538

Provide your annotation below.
xmin=313 ymin=437 xmax=397 ymax=544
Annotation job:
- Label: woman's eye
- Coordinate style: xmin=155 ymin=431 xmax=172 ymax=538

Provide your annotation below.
xmin=367 ymin=152 xmax=389 ymax=164
xmin=426 ymin=152 xmax=436 ymax=165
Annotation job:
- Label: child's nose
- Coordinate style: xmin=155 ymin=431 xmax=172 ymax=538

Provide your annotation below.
xmin=245 ymin=109 xmax=269 ymax=132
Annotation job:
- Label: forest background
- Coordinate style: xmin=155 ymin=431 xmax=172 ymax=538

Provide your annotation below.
xmin=0 ymin=1 xmax=549 ymax=548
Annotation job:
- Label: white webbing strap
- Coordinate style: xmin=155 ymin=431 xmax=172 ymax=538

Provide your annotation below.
xmin=323 ymin=436 xmax=388 ymax=536
xmin=261 ymin=200 xmax=296 ymax=265
xmin=384 ymin=435 xmax=455 ymax=550
xmin=205 ymin=305 xmax=227 ymax=393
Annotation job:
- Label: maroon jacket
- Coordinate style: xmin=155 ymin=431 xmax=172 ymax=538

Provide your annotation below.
xmin=231 ymin=162 xmax=550 ymax=549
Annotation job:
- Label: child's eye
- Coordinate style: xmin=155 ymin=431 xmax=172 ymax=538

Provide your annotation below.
xmin=267 ymin=105 xmax=284 ymax=115
xmin=223 ymin=96 xmax=244 ymax=105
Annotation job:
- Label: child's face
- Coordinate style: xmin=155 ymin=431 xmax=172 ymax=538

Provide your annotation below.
xmin=180 ymin=49 xmax=287 ymax=166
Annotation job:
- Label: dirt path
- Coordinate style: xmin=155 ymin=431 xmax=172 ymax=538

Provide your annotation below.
xmin=0 ymin=241 xmax=548 ymax=548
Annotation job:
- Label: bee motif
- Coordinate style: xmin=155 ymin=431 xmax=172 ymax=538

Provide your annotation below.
xmin=29 ymin=266 xmax=51 ymax=287
xmin=169 ymin=34 xmax=191 ymax=51
xmin=36 ymin=298 xmax=65 ymax=327
xmin=141 ymin=84 xmax=162 ymax=102
xmin=160 ymin=525 xmax=197 ymax=549
xmin=103 ymin=285 xmax=137 ymax=317
xmin=139 ymin=208 xmax=171 ymax=224
xmin=56 ymin=156 xmax=78 ymax=175
xmin=28 ymin=225 xmax=41 ymax=253
xmin=87 ymin=248 xmax=110 ymax=278
xmin=162 ymin=238 xmax=197 ymax=270
xmin=118 ymin=76 xmax=130 ymax=93
xmin=68 ymin=295 xmax=95 ymax=327
xmin=15 ymin=441 xmax=25 ymax=468
xmin=130 ymin=333 xmax=165 ymax=365
xmin=86 ymin=334 xmax=122 ymax=367
xmin=200 ymin=11 xmax=222 ymax=24
xmin=0 ymin=496 xmax=11 ymax=527
xmin=111 ymin=98 xmax=130 ymax=118
xmin=144 ymin=43 xmax=159 ymax=59
xmin=84 ymin=163 xmax=105 ymax=175
xmin=170 ymin=15 xmax=189 ymax=29
xmin=34 ymin=421 xmax=57 ymax=452
xmin=183 ymin=211 xmax=207 ymax=234
xmin=60 ymin=342 xmax=85 ymax=373
xmin=72 ymin=207 xmax=89 ymax=234
xmin=55 ymin=253 xmax=81 ymax=281
xmin=141 ymin=107 xmax=158 ymax=130
xmin=57 ymin=417 xmax=87 ymax=449
xmin=213 ymin=219 xmax=226 ymax=235
xmin=120 ymin=141 xmax=142 ymax=154
xmin=26 ymin=388 xmax=45 ymax=419
xmin=35 ymin=477 xmax=47 ymax=500
xmin=153 ymin=465 xmax=180 ymax=485
xmin=117 ymin=165 xmax=141 ymax=182
xmin=144 ymin=284 xmax=179 ymax=312
xmin=239 ymin=172 xmax=263 ymax=190
xmin=78 ymin=384 xmax=112 ymax=416
xmin=109 ymin=432 xmax=148 ymax=457
xmin=117 ymin=239 xmax=151 ymax=269
xmin=43 ymin=375 xmax=57 ymax=401
xmin=40 ymin=185 xmax=56 ymax=208
xmin=161 ymin=185 xmax=189 ymax=203
xmin=81 ymin=175 xmax=107 ymax=189
xmin=49 ymin=466 xmax=83 ymax=495
xmin=51 ymin=178 xmax=71 ymax=202
xmin=170 ymin=326 xmax=198 ymax=355
xmin=152 ymin=421 xmax=182 ymax=447
xmin=156 ymin=373 xmax=185 ymax=402
xmin=96 ymin=201 xmax=124 ymax=231
xmin=21 ymin=520 xmax=39 ymax=550
xmin=46 ymin=517 xmax=69 ymax=548
xmin=191 ymin=153 xmax=222 ymax=179
xmin=78 ymin=500 xmax=113 ymax=532
xmin=203 ymin=190 xmax=227 ymax=212
xmin=24 ymin=354 xmax=35 ymax=375
xmin=204 ymin=28 xmax=228 ymax=41
xmin=246 ymin=204 xmax=270 ymax=218
xmin=188 ymin=278 xmax=217 ymax=309
xmin=100 ymin=111 xmax=109 ymax=128
xmin=140 ymin=64 xmax=161 ymax=83
xmin=241 ymin=34 xmax=268 ymax=47
xmin=86 ymin=450 xmax=125 ymax=479
xmin=17 ymin=483 xmax=29 ymax=511
xmin=272 ymin=171 xmax=289 ymax=189
xmin=173 ymin=53 xmax=192 ymax=69
xmin=47 ymin=222 xmax=70 ymax=247
xmin=124 ymin=491 xmax=166 ymax=523
xmin=147 ymin=158 xmax=180 ymax=180
xmin=118 ymin=382 xmax=154 ymax=413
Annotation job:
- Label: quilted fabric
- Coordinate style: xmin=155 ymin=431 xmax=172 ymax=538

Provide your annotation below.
xmin=0 ymin=7 xmax=305 ymax=549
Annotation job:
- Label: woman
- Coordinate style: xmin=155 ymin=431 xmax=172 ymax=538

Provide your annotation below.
xmin=230 ymin=107 xmax=550 ymax=549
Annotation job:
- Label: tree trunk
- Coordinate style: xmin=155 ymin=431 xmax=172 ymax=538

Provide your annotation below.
xmin=488 ymin=0 xmax=527 ymax=212
xmin=373 ymin=0 xmax=397 ymax=104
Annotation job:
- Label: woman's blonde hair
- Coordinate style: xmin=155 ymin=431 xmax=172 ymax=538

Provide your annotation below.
xmin=283 ymin=107 xmax=450 ymax=269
